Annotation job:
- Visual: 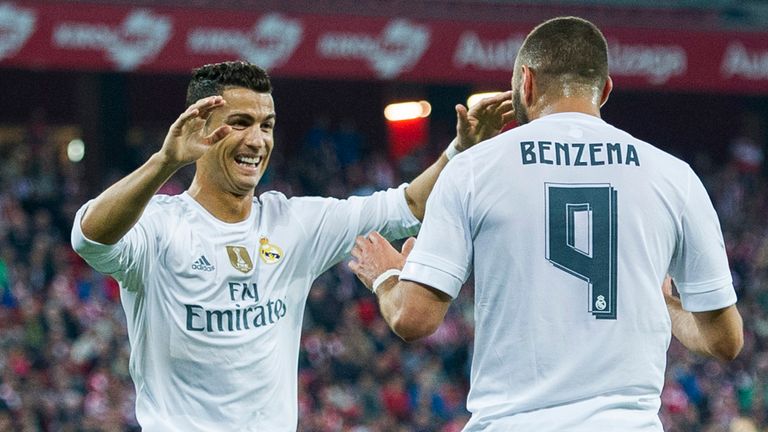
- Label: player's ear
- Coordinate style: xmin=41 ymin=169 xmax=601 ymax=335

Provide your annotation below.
xmin=599 ymin=76 xmax=613 ymax=107
xmin=522 ymin=65 xmax=535 ymax=107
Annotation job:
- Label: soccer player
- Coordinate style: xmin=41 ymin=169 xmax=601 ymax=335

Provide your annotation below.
xmin=70 ymin=61 xmax=513 ymax=431
xmin=348 ymin=17 xmax=744 ymax=431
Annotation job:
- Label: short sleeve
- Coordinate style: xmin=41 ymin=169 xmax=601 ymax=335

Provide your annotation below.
xmin=400 ymin=157 xmax=473 ymax=299
xmin=71 ymin=200 xmax=160 ymax=292
xmin=668 ymin=171 xmax=736 ymax=312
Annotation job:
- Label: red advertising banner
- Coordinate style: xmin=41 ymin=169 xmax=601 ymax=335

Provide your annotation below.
xmin=1 ymin=2 xmax=767 ymax=93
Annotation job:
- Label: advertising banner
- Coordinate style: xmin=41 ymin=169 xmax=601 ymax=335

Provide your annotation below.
xmin=1 ymin=2 xmax=767 ymax=93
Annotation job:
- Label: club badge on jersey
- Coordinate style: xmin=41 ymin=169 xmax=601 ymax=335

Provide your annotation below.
xmin=259 ymin=237 xmax=283 ymax=264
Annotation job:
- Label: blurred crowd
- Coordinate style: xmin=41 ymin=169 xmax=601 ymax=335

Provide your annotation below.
xmin=0 ymin=110 xmax=766 ymax=432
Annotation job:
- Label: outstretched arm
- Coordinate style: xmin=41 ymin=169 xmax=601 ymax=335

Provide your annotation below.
xmin=404 ymin=91 xmax=513 ymax=220
xmin=349 ymin=232 xmax=451 ymax=341
xmin=663 ymin=276 xmax=743 ymax=361
xmin=80 ymin=96 xmax=231 ymax=244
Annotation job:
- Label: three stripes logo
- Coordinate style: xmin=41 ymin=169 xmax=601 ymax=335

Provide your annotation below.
xmin=192 ymin=255 xmax=215 ymax=272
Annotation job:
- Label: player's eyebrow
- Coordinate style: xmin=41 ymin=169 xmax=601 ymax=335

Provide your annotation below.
xmin=226 ymin=112 xmax=276 ymax=122
xmin=226 ymin=113 xmax=254 ymax=123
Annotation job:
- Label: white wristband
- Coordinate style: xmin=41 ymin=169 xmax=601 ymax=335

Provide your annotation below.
xmin=372 ymin=269 xmax=401 ymax=293
xmin=444 ymin=138 xmax=461 ymax=160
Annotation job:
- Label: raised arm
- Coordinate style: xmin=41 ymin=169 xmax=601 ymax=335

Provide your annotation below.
xmin=663 ymin=276 xmax=743 ymax=361
xmin=80 ymin=97 xmax=231 ymax=244
xmin=404 ymin=91 xmax=513 ymax=220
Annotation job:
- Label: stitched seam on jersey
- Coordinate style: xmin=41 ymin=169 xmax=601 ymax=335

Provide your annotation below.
xmin=286 ymin=198 xmax=311 ymax=239
xmin=677 ymin=275 xmax=732 ymax=290
xmin=407 ymin=251 xmax=467 ymax=280
xmin=677 ymin=165 xmax=694 ymax=228
xmin=467 ymin=150 xmax=475 ymax=232
xmin=400 ymin=260 xmax=463 ymax=296
xmin=157 ymin=198 xmax=184 ymax=282
xmin=395 ymin=182 xmax=420 ymax=227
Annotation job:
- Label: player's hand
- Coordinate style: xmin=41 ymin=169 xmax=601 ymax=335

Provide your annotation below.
xmin=455 ymin=91 xmax=514 ymax=151
xmin=348 ymin=232 xmax=416 ymax=291
xmin=662 ymin=275 xmax=679 ymax=305
xmin=158 ymin=96 xmax=232 ymax=167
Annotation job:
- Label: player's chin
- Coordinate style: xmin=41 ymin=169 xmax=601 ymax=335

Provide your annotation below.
xmin=228 ymin=176 xmax=261 ymax=195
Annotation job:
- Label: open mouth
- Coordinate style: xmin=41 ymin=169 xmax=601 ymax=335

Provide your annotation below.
xmin=235 ymin=155 xmax=263 ymax=169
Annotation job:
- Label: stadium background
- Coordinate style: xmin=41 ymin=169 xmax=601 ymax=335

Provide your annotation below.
xmin=0 ymin=0 xmax=767 ymax=430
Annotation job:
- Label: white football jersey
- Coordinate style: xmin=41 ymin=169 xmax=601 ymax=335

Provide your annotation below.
xmin=71 ymin=185 xmax=420 ymax=431
xmin=400 ymin=112 xmax=736 ymax=431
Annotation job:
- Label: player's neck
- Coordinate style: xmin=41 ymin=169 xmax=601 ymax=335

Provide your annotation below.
xmin=532 ymin=97 xmax=601 ymax=121
xmin=188 ymin=180 xmax=254 ymax=223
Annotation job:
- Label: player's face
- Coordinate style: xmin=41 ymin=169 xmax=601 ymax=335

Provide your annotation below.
xmin=203 ymin=87 xmax=275 ymax=196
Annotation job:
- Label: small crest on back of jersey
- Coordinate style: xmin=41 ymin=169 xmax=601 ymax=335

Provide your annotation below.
xmin=226 ymin=245 xmax=254 ymax=273
xmin=259 ymin=237 xmax=283 ymax=264
xmin=595 ymin=295 xmax=607 ymax=311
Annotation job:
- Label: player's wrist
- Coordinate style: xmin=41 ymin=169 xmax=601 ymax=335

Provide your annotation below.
xmin=152 ymin=151 xmax=187 ymax=172
xmin=444 ymin=138 xmax=461 ymax=160
xmin=372 ymin=269 xmax=401 ymax=293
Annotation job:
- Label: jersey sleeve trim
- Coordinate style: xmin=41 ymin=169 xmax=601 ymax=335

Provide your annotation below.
xmin=678 ymin=276 xmax=737 ymax=312
xmin=70 ymin=202 xmax=126 ymax=275
xmin=392 ymin=182 xmax=421 ymax=229
xmin=400 ymin=252 xmax=465 ymax=299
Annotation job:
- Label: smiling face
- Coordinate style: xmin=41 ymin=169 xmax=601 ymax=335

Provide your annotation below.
xmin=196 ymin=87 xmax=275 ymax=197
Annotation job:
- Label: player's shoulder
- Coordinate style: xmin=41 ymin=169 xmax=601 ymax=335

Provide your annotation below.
xmin=259 ymin=190 xmax=338 ymax=216
xmin=146 ymin=193 xmax=186 ymax=215
xmin=603 ymin=123 xmax=693 ymax=174
xmin=258 ymin=190 xmax=289 ymax=204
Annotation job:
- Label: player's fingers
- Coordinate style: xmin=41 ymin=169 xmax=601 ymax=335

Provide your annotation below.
xmin=476 ymin=91 xmax=505 ymax=109
xmin=455 ymin=104 xmax=470 ymax=133
xmin=496 ymin=90 xmax=513 ymax=102
xmin=191 ymin=95 xmax=224 ymax=110
xmin=203 ymin=125 xmax=232 ymax=145
xmin=347 ymin=260 xmax=359 ymax=273
xmin=350 ymin=245 xmax=362 ymax=260
xmin=501 ymin=110 xmax=517 ymax=125
xmin=401 ymin=237 xmax=416 ymax=258
xmin=355 ymin=235 xmax=370 ymax=250
xmin=662 ymin=275 xmax=673 ymax=296
xmin=368 ymin=231 xmax=387 ymax=246
xmin=196 ymin=96 xmax=226 ymax=119
xmin=496 ymin=99 xmax=514 ymax=113
xmin=174 ymin=108 xmax=200 ymax=128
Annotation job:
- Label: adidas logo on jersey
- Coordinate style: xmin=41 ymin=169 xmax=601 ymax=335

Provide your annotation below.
xmin=192 ymin=255 xmax=215 ymax=272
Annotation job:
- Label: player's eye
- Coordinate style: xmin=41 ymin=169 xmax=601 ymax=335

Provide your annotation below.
xmin=229 ymin=120 xmax=250 ymax=130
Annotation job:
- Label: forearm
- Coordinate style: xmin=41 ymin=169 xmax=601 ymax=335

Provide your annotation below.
xmin=80 ymin=152 xmax=182 ymax=244
xmin=665 ymin=296 xmax=710 ymax=356
xmin=666 ymin=296 xmax=743 ymax=361
xmin=404 ymin=153 xmax=449 ymax=221
xmin=375 ymin=278 xmax=408 ymax=337
xmin=375 ymin=278 xmax=450 ymax=342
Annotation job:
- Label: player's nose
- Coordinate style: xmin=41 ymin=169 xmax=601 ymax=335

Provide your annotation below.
xmin=244 ymin=126 xmax=268 ymax=150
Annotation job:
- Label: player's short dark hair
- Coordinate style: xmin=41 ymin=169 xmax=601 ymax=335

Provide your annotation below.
xmin=185 ymin=61 xmax=272 ymax=107
xmin=518 ymin=16 xmax=608 ymax=93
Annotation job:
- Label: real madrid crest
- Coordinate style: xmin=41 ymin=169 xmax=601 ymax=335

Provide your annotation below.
xmin=259 ymin=237 xmax=283 ymax=264
xmin=226 ymin=245 xmax=254 ymax=273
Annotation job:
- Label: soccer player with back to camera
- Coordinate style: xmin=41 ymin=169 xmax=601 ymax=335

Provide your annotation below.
xmin=349 ymin=16 xmax=744 ymax=431
xmin=71 ymin=61 xmax=513 ymax=431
